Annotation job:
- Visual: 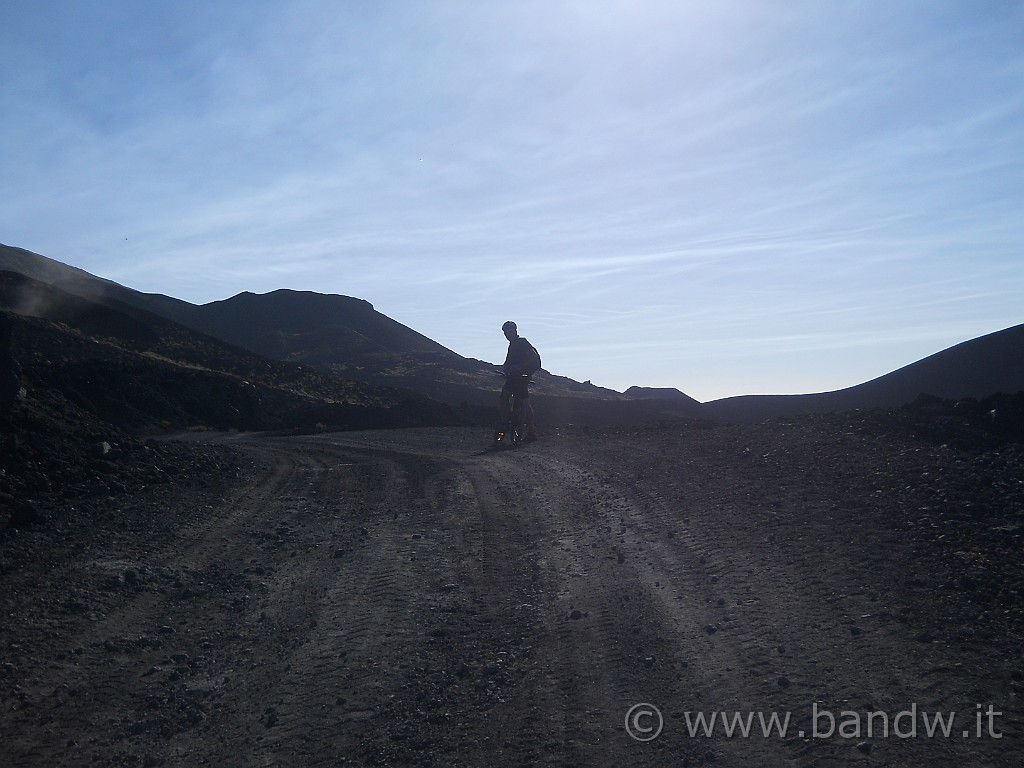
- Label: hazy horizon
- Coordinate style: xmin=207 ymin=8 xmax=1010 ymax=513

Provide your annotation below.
xmin=2 ymin=2 xmax=1022 ymax=400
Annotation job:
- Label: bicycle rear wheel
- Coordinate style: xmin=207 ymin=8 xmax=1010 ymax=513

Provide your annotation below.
xmin=510 ymin=395 xmax=525 ymax=445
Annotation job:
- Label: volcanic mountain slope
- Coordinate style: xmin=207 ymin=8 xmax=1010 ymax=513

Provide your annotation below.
xmin=5 ymin=243 xmax=1021 ymax=422
xmin=0 ymin=243 xmax=196 ymax=325
xmin=0 ymin=243 xmax=453 ymax=369
xmin=702 ymin=322 xmax=1024 ymax=422
xmin=623 ymin=386 xmax=700 ymax=404
xmin=171 ymin=288 xmax=507 ymax=405
xmin=0 ymin=244 xmax=647 ymax=410
xmin=0 ymin=271 xmax=461 ymax=434
xmin=181 ymin=289 xmax=663 ymax=416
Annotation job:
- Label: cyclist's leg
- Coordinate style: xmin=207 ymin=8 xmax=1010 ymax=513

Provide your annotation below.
xmin=509 ymin=394 xmax=521 ymax=441
xmin=522 ymin=398 xmax=536 ymax=435
xmin=514 ymin=377 xmax=536 ymax=437
xmin=498 ymin=382 xmax=512 ymax=422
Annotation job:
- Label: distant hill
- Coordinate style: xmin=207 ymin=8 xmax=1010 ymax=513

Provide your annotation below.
xmin=624 ymin=386 xmax=700 ymax=405
xmin=189 ymin=289 xmax=450 ymax=359
xmin=181 ymin=288 xmax=503 ymax=406
xmin=702 ymin=323 xmax=1024 ymax=422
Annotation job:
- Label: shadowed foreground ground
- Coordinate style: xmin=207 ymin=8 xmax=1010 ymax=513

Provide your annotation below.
xmin=1 ymin=416 xmax=1022 ymax=766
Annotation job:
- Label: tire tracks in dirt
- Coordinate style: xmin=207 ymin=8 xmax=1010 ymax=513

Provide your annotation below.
xmin=567 ymin=423 xmax=1022 ymax=767
xmin=3 ymin=425 xmax=1020 ymax=767
xmin=320 ymin=430 xmax=707 ymax=767
xmin=324 ymin=425 xmax=1021 ymax=767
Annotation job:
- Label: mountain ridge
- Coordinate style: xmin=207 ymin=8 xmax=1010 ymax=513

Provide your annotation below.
xmin=702 ymin=322 xmax=1024 ymax=422
xmin=0 ymin=243 xmax=641 ymax=410
xmin=0 ymin=269 xmax=462 ymax=432
xmin=3 ymin=242 xmax=1021 ymax=422
xmin=624 ymin=386 xmax=700 ymax=405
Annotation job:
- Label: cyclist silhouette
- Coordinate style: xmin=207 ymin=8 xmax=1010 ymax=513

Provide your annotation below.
xmin=498 ymin=321 xmax=539 ymax=442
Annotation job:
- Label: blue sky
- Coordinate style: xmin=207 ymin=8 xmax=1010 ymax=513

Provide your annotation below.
xmin=2 ymin=1 xmax=1022 ymax=401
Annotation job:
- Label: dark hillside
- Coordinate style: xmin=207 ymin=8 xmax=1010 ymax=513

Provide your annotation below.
xmin=10 ymin=242 xmax=1019 ymax=424
xmin=0 ymin=272 xmax=465 ymax=434
xmin=0 ymin=243 xmax=196 ymax=324
xmin=0 ymin=246 xmax=649 ymax=410
xmin=188 ymin=289 xmax=453 ymax=359
xmin=624 ymin=386 xmax=700 ymax=404
xmin=185 ymin=289 xmax=456 ymax=367
xmin=0 ymin=244 xmax=123 ymax=292
xmin=703 ymin=322 xmax=1024 ymax=422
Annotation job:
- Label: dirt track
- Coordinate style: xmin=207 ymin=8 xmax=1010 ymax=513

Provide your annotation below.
xmin=1 ymin=422 xmax=1021 ymax=766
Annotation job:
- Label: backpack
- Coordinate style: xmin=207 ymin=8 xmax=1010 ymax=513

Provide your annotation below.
xmin=520 ymin=337 xmax=542 ymax=374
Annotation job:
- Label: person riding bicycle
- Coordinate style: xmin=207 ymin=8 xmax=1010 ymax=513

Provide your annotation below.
xmin=498 ymin=320 xmax=539 ymax=443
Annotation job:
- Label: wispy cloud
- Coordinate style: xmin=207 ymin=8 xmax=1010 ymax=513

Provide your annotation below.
xmin=1 ymin=1 xmax=1022 ymax=398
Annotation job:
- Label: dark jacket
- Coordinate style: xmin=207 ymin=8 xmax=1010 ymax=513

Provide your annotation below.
xmin=503 ymin=337 xmax=540 ymax=376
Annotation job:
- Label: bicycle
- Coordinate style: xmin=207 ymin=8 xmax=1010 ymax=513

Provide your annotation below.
xmin=493 ymin=371 xmax=530 ymax=449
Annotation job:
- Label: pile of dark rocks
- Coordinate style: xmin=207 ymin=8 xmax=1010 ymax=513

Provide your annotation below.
xmin=1 ymin=384 xmax=237 ymax=533
xmin=893 ymin=391 xmax=1024 ymax=449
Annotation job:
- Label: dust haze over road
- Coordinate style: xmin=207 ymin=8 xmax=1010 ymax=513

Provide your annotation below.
xmin=1 ymin=421 xmax=1021 ymax=766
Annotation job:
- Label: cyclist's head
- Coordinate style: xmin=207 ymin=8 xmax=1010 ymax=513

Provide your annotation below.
xmin=502 ymin=320 xmax=518 ymax=339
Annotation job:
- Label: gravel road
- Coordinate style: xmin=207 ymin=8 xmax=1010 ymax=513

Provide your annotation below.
xmin=2 ymin=421 xmax=1021 ymax=766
